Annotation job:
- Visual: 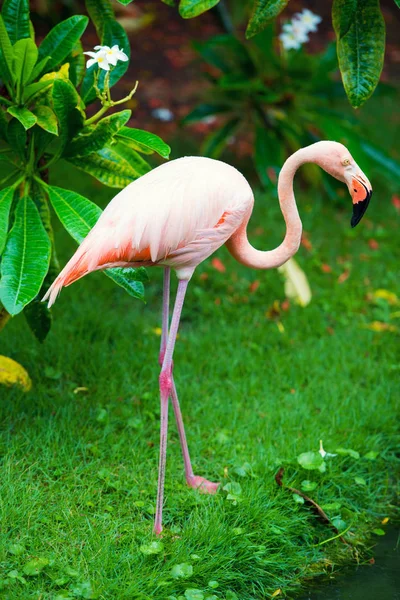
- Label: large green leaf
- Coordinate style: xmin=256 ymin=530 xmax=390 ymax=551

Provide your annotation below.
xmin=12 ymin=37 xmax=38 ymax=87
xmin=22 ymin=80 xmax=52 ymax=103
xmin=84 ymin=0 xmax=114 ymax=38
xmin=52 ymin=78 xmax=84 ymax=151
xmin=246 ymin=0 xmax=289 ymax=38
xmin=1 ymin=0 xmax=30 ymax=45
xmin=0 ymin=108 xmax=8 ymax=140
xmin=332 ymin=0 xmax=357 ymax=39
xmin=37 ymin=15 xmax=89 ymax=75
xmin=32 ymin=105 xmax=58 ymax=135
xmin=65 ymin=110 xmax=131 ymax=158
xmin=67 ymin=143 xmax=150 ymax=188
xmin=7 ymin=116 xmax=26 ymax=158
xmin=0 ymin=185 xmax=15 ymax=254
xmin=47 ymin=185 xmax=146 ymax=300
xmin=7 ymin=106 xmax=37 ymax=129
xmin=333 ymin=0 xmax=385 ymax=108
xmin=116 ymin=0 xmax=135 ymax=5
xmin=0 ymin=193 xmax=51 ymax=315
xmin=0 ymin=15 xmax=14 ymax=83
xmin=254 ymin=126 xmax=281 ymax=188
xmin=179 ymin=0 xmax=220 ymax=18
xmin=116 ymin=127 xmax=171 ymax=158
xmin=24 ymin=298 xmax=52 ymax=342
xmin=66 ymin=40 xmax=85 ymax=88
xmin=182 ymin=103 xmax=230 ymax=125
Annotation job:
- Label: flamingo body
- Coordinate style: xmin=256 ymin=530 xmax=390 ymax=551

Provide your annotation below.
xmin=46 ymin=157 xmax=253 ymax=306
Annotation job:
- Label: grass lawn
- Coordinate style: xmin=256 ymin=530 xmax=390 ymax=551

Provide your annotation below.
xmin=0 ymin=155 xmax=399 ymax=600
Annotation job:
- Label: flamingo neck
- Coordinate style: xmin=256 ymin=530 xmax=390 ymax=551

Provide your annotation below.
xmin=226 ymin=146 xmax=317 ymax=270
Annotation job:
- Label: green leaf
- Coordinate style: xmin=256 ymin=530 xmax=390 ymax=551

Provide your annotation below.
xmin=12 ymin=38 xmax=38 ymax=88
xmin=22 ymin=80 xmax=52 ymax=103
xmin=246 ymin=0 xmax=290 ymax=38
xmin=297 ymin=451 xmax=324 ymax=470
xmin=333 ymin=0 xmax=385 ymax=108
xmin=372 ymin=528 xmax=385 ymax=536
xmin=184 ymin=590 xmax=204 ymax=600
xmin=67 ymin=143 xmax=150 ymax=188
xmin=254 ymin=126 xmax=281 ymax=188
xmin=28 ymin=55 xmax=50 ymax=82
xmin=201 ymin=117 xmax=239 ymax=158
xmin=32 ymin=105 xmax=58 ymax=135
xmin=52 ymin=78 xmax=84 ymax=150
xmin=37 ymin=15 xmax=89 ymax=75
xmin=65 ymin=110 xmax=131 ymax=157
xmin=171 ymin=563 xmax=193 ymax=579
xmin=116 ymin=0 xmax=135 ymax=4
xmin=332 ymin=0 xmax=357 ymax=39
xmin=0 ymin=185 xmax=15 ymax=254
xmin=22 ymin=557 xmax=49 ymax=576
xmin=300 ymin=480 xmax=317 ymax=492
xmin=139 ymin=541 xmax=164 ymax=555
xmin=394 ymin=0 xmax=400 ymax=6
xmin=364 ymin=450 xmax=379 ymax=460
xmin=354 ymin=476 xmax=366 ymax=486
xmin=179 ymin=0 xmax=220 ymax=18
xmin=0 ymin=108 xmax=8 ymax=140
xmin=116 ymin=127 xmax=171 ymax=158
xmin=335 ymin=447 xmax=360 ymax=459
xmin=24 ymin=298 xmax=52 ymax=342
xmin=2 ymin=0 xmax=30 ymax=45
xmin=0 ymin=194 xmax=51 ymax=315
xmin=47 ymin=185 xmax=146 ymax=300
xmin=0 ymin=15 xmax=14 ymax=83
xmin=66 ymin=40 xmax=85 ymax=87
xmin=7 ymin=106 xmax=37 ymax=129
xmin=7 ymin=116 xmax=26 ymax=158
xmin=84 ymin=0 xmax=114 ymax=38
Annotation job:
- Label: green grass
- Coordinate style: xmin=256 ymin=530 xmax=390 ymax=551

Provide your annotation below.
xmin=0 ymin=159 xmax=399 ymax=600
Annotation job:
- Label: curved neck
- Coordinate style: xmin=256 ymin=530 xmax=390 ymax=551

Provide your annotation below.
xmin=226 ymin=147 xmax=314 ymax=269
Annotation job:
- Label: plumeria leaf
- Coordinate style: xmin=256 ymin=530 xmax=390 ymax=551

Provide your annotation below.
xmin=0 ymin=356 xmax=31 ymax=390
xmin=32 ymin=105 xmax=58 ymax=135
xmin=65 ymin=110 xmax=131 ymax=157
xmin=37 ymin=15 xmax=89 ymax=75
xmin=116 ymin=0 xmax=135 ymax=5
xmin=24 ymin=297 xmax=52 ymax=342
xmin=202 ymin=117 xmax=240 ymax=158
xmin=333 ymin=0 xmax=385 ymax=108
xmin=0 ymin=194 xmax=51 ymax=315
xmin=67 ymin=143 xmax=150 ymax=188
xmin=2 ymin=0 xmax=30 ymax=45
xmin=332 ymin=0 xmax=357 ymax=39
xmin=22 ymin=80 xmax=52 ymax=103
xmin=85 ymin=0 xmax=115 ymax=38
xmin=28 ymin=56 xmax=50 ymax=82
xmin=179 ymin=0 xmax=220 ymax=19
xmin=0 ymin=15 xmax=14 ymax=83
xmin=13 ymin=38 xmax=38 ymax=86
xmin=52 ymin=78 xmax=84 ymax=150
xmin=47 ymin=185 xmax=146 ymax=300
xmin=7 ymin=117 xmax=26 ymax=158
xmin=0 ymin=185 xmax=15 ymax=254
xmin=66 ymin=39 xmax=85 ymax=87
xmin=7 ymin=106 xmax=37 ymax=129
xmin=182 ymin=103 xmax=230 ymax=125
xmin=246 ymin=0 xmax=290 ymax=39
xmin=116 ymin=127 xmax=171 ymax=158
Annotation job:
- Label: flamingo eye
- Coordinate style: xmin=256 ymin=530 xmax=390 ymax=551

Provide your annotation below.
xmin=342 ymin=158 xmax=351 ymax=166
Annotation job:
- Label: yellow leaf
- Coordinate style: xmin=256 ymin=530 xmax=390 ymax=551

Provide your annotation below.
xmin=364 ymin=321 xmax=398 ymax=333
xmin=381 ymin=517 xmax=389 ymax=525
xmin=153 ymin=327 xmax=162 ymax=336
xmin=372 ymin=289 xmax=399 ymax=305
xmin=278 ymin=258 xmax=312 ymax=307
xmin=0 ymin=356 xmax=32 ymax=391
xmin=276 ymin=321 xmax=285 ymax=334
xmin=271 ymin=589 xmax=282 ymax=598
xmin=40 ymin=62 xmax=70 ymax=82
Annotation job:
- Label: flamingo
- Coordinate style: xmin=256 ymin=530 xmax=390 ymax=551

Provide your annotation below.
xmin=44 ymin=141 xmax=372 ymax=534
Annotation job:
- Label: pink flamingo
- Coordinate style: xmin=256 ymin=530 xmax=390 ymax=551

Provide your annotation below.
xmin=44 ymin=141 xmax=372 ymax=534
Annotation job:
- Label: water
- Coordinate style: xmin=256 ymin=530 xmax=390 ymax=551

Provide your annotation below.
xmin=302 ymin=528 xmax=400 ymax=600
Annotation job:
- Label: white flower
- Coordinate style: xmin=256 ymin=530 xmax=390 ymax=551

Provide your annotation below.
xmin=152 ymin=108 xmax=174 ymax=122
xmin=279 ymin=30 xmax=303 ymax=51
xmin=84 ymin=45 xmax=129 ymax=71
xmin=282 ymin=21 xmax=309 ymax=45
xmin=84 ymin=49 xmax=110 ymax=71
xmin=294 ymin=9 xmax=322 ymax=33
xmin=319 ymin=440 xmax=337 ymax=458
xmin=94 ymin=44 xmax=129 ymax=66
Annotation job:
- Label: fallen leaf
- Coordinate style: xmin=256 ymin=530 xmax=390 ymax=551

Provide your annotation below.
xmin=153 ymin=327 xmax=162 ymax=336
xmin=271 ymin=589 xmax=282 ymax=597
xmin=338 ymin=270 xmax=350 ymax=284
xmin=281 ymin=299 xmax=290 ymax=311
xmin=381 ymin=517 xmax=389 ymax=525
xmin=321 ymin=263 xmax=332 ymax=273
xmin=278 ymin=258 xmax=312 ymax=307
xmin=211 ymin=258 xmax=226 ymax=273
xmin=249 ymin=280 xmax=260 ymax=293
xmin=266 ymin=300 xmax=281 ymax=320
xmin=0 ymin=356 xmax=32 ymax=391
xmin=372 ymin=289 xmax=399 ymax=305
xmin=368 ymin=238 xmax=379 ymax=250
xmin=301 ymin=232 xmax=313 ymax=251
xmin=364 ymin=321 xmax=398 ymax=333
xmin=391 ymin=195 xmax=400 ymax=212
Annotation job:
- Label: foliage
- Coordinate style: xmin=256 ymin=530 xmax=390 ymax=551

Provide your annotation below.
xmin=116 ymin=0 xmax=392 ymax=108
xmin=184 ymin=31 xmax=399 ymax=190
xmin=0 ymin=0 xmax=170 ymax=340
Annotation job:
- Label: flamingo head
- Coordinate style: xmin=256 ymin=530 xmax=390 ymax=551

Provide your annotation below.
xmin=313 ymin=141 xmax=372 ymax=228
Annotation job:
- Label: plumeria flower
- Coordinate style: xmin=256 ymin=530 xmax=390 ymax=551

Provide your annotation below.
xmin=94 ymin=44 xmax=129 ymax=66
xmin=279 ymin=30 xmax=304 ymax=51
xmin=152 ymin=108 xmax=174 ymax=122
xmin=319 ymin=440 xmax=337 ymax=458
xmin=294 ymin=9 xmax=322 ymax=33
xmin=282 ymin=21 xmax=309 ymax=45
xmin=84 ymin=49 xmax=110 ymax=71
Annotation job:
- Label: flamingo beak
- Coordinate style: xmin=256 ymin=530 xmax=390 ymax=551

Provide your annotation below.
xmin=349 ymin=175 xmax=372 ymax=228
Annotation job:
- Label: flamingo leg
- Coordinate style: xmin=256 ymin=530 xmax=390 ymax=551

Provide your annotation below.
xmin=158 ymin=269 xmax=219 ymax=495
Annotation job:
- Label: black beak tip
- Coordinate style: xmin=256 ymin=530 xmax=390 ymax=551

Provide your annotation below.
xmin=351 ymin=190 xmax=372 ymax=228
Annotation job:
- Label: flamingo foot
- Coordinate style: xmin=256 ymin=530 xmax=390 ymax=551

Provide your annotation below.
xmin=187 ymin=475 xmax=220 ymax=494
xmin=153 ymin=524 xmax=163 ymax=536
